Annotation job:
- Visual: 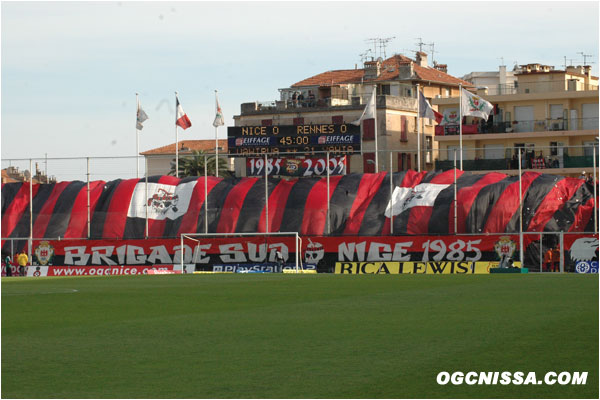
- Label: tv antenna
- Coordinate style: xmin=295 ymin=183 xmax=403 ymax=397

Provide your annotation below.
xmin=414 ymin=37 xmax=435 ymax=63
xmin=365 ymin=37 xmax=396 ymax=59
xmin=577 ymin=52 xmax=594 ymax=65
xmin=359 ymin=49 xmax=373 ymax=63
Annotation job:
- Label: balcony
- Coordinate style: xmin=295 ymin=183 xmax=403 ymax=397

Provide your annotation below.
xmin=435 ymin=145 xmax=598 ymax=174
xmin=240 ymin=94 xmax=418 ymax=115
xmin=482 ymin=81 xmax=599 ymax=96
xmin=435 ymin=117 xmax=598 ymax=136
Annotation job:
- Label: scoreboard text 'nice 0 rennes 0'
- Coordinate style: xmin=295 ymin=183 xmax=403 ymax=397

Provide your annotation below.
xmin=227 ymin=124 xmax=361 ymax=156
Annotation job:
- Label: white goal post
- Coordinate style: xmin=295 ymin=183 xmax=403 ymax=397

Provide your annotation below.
xmin=179 ymin=232 xmax=303 ymax=273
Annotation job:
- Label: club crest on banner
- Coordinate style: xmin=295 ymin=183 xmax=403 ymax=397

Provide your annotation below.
xmin=147 ymin=188 xmax=179 ymax=214
xmin=442 ymin=109 xmax=460 ymax=125
xmin=494 ymin=236 xmax=516 ymax=259
xmin=127 ymin=181 xmax=198 ymax=220
xmin=467 ymin=96 xmax=486 ymax=112
xmin=286 ymin=159 xmax=301 ymax=175
xmin=34 ymin=241 xmax=54 ymax=265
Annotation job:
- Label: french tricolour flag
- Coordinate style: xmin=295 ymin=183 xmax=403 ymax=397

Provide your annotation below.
xmin=175 ymin=95 xmax=192 ymax=130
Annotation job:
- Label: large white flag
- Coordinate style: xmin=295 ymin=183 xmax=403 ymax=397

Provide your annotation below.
xmin=351 ymin=88 xmax=376 ymax=126
xmin=136 ymin=98 xmax=149 ymax=130
xmin=461 ymin=88 xmax=493 ymax=120
xmin=213 ymin=92 xmax=225 ymax=127
xmin=384 ymin=183 xmax=451 ymax=218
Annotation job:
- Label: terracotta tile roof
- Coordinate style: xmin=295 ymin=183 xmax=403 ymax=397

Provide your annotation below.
xmin=1 ymin=169 xmax=18 ymax=183
xmin=141 ymin=139 xmax=228 ymax=156
xmin=291 ymin=69 xmax=364 ymax=87
xmin=291 ymin=54 xmax=473 ymax=88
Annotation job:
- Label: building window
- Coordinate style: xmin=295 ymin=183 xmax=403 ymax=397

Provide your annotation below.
xmin=425 ymin=136 xmax=433 ymax=163
xmin=379 ymin=84 xmax=391 ymax=95
xmin=332 ymin=115 xmax=344 ymax=124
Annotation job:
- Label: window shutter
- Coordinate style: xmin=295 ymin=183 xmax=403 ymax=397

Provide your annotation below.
xmin=363 ymin=118 xmax=375 ymax=141
xmin=363 ymin=153 xmax=375 ymax=173
xmin=400 ymin=116 xmax=408 ymax=142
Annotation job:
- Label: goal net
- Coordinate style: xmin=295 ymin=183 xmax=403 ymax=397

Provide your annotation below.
xmin=179 ymin=232 xmax=303 ymax=274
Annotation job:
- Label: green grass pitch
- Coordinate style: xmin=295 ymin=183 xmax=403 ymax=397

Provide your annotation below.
xmin=2 ymin=274 xmax=598 ymax=398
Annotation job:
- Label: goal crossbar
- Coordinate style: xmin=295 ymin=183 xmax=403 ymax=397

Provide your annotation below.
xmin=180 ymin=232 xmax=302 ymax=273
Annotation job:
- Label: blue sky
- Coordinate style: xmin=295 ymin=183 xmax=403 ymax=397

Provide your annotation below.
xmin=1 ymin=1 xmax=598 ymax=181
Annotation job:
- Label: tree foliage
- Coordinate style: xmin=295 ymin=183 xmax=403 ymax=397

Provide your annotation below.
xmin=169 ymin=150 xmax=232 ymax=178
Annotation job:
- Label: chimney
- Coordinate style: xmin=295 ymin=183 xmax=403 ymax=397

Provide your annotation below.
xmin=398 ymin=62 xmax=414 ymax=79
xmin=416 ymin=51 xmax=428 ymax=67
xmin=363 ymin=58 xmax=382 ymax=79
xmin=433 ymin=61 xmax=447 ymax=73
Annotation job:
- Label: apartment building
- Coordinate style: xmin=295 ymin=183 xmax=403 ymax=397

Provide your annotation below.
xmin=232 ymin=52 xmax=471 ymax=176
xmin=432 ymin=63 xmax=599 ymax=177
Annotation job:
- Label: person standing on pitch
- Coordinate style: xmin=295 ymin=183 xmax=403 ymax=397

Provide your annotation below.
xmin=3 ymin=253 xmax=12 ymax=277
xmin=17 ymin=250 xmax=28 ymax=277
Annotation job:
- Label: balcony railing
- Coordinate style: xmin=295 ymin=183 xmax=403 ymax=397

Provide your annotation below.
xmin=435 ymin=156 xmax=598 ymax=172
xmin=435 ymin=117 xmax=599 ymax=136
xmin=482 ymin=81 xmax=599 ymax=95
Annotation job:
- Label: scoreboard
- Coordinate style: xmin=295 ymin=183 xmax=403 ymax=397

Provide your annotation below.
xmin=227 ymin=123 xmax=361 ymax=156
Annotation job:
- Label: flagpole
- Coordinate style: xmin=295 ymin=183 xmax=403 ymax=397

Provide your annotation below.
xmin=417 ymin=84 xmax=421 ymax=172
xmin=326 ymin=151 xmax=331 ymax=235
xmin=518 ymin=150 xmax=524 ymax=267
xmin=175 ymin=92 xmax=179 ymax=178
xmin=264 ymin=153 xmax=269 ymax=233
xmin=373 ymin=85 xmax=379 ymax=173
xmin=215 ymin=90 xmax=219 ymax=178
xmin=389 ymin=150 xmax=394 ymax=235
xmin=459 ymin=84 xmax=463 ymax=170
xmin=204 ymin=154 xmax=208 ymax=234
xmin=454 ymin=149 xmax=457 ymax=234
xmin=145 ymin=157 xmax=149 ymax=238
xmin=593 ymin=144 xmax=597 ymax=234
xmin=136 ymin=93 xmax=140 ymax=179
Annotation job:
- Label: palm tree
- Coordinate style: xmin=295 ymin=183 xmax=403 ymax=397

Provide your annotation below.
xmin=169 ymin=150 xmax=232 ymax=178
